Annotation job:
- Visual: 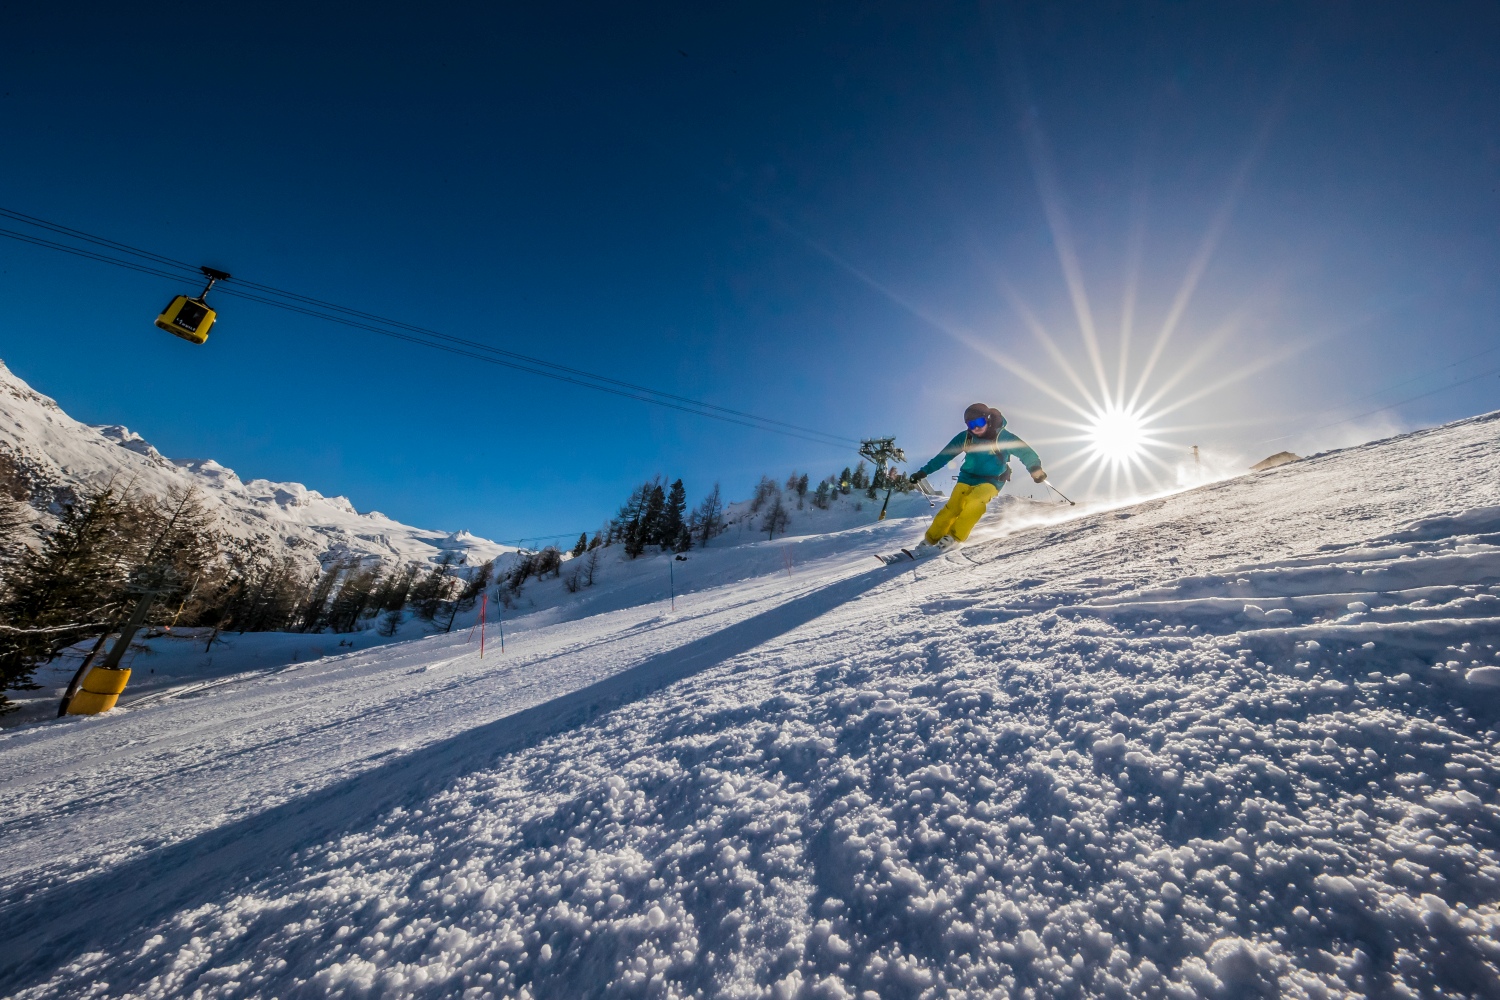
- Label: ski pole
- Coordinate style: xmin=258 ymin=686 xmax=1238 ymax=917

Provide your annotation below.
xmin=877 ymin=483 xmax=895 ymax=521
xmin=1046 ymin=481 xmax=1076 ymax=506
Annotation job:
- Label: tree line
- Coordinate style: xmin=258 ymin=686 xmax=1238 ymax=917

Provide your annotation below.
xmin=601 ymin=477 xmax=726 ymax=557
xmin=0 ymin=438 xmax=916 ymax=712
xmin=0 ymin=482 xmax=500 ymax=713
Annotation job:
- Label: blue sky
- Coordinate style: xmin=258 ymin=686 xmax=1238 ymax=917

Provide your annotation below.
xmin=2 ymin=3 xmax=1498 ymax=540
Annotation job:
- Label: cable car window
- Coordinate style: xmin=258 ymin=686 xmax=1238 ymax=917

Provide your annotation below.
xmin=174 ymin=300 xmax=209 ymax=331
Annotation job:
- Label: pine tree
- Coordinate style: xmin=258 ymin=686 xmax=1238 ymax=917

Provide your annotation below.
xmin=571 ymin=532 xmax=588 ymax=558
xmin=442 ymin=559 xmax=493 ymax=633
xmin=663 ymin=479 xmax=687 ymax=551
xmin=607 ymin=484 xmax=648 ymax=545
xmin=749 ymin=476 xmax=779 ymax=514
xmin=763 ymin=492 xmax=791 ymax=540
xmin=410 ymin=554 xmax=457 ymax=621
xmin=0 ymin=494 xmax=35 ymax=575
xmin=138 ymin=486 xmax=220 ymax=623
xmin=0 ymin=484 xmax=139 ymax=707
xmin=640 ymin=483 xmax=667 ymax=548
xmin=812 ymin=480 xmax=831 ymax=509
xmin=694 ymin=484 xmax=724 ymax=547
xmin=297 ymin=562 xmax=346 ymax=632
xmin=624 ymin=514 xmax=646 ymax=558
xmin=851 ymin=461 xmax=870 ymax=491
xmin=796 ymin=474 xmax=809 ymax=498
xmin=371 ymin=563 xmax=419 ymax=613
xmin=839 ymin=467 xmax=853 ymax=494
xmin=326 ymin=563 xmax=383 ymax=633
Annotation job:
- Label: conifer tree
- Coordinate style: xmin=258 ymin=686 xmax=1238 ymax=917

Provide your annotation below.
xmin=838 ymin=467 xmax=853 ymax=494
xmin=812 ymin=480 xmax=831 ymax=509
xmin=571 ymin=532 xmax=588 ymax=558
xmin=411 ymin=554 xmax=457 ymax=621
xmin=694 ymin=484 xmax=724 ymax=547
xmin=796 ymin=474 xmax=809 ymax=498
xmin=763 ymin=492 xmax=791 ymax=540
xmin=624 ymin=514 xmax=646 ymax=558
xmin=663 ymin=479 xmax=688 ymax=551
xmin=0 ymin=494 xmax=34 ymax=576
xmin=607 ymin=484 xmax=648 ymax=545
xmin=326 ymin=563 xmax=383 ymax=633
xmin=0 ymin=484 xmax=189 ymax=706
xmin=640 ymin=483 xmax=667 ymax=549
xmin=749 ymin=476 xmax=779 ymax=514
xmin=298 ymin=562 xmax=346 ymax=632
xmin=369 ymin=563 xmax=417 ymax=614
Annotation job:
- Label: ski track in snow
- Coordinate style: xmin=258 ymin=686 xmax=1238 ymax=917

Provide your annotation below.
xmin=3 ymin=414 xmax=1500 ymax=998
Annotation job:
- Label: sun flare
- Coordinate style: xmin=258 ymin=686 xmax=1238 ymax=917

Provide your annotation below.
xmin=1084 ymin=404 xmax=1151 ymax=469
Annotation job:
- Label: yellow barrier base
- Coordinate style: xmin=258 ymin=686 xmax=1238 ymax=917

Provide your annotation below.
xmin=67 ymin=666 xmax=131 ymax=715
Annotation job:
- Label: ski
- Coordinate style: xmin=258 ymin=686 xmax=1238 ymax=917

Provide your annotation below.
xmin=876 ymin=541 xmax=962 ymax=564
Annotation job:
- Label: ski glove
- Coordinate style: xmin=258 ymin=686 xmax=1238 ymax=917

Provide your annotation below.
xmin=910 ymin=471 xmax=927 ymax=484
xmin=1030 ymin=467 xmax=1047 ymax=483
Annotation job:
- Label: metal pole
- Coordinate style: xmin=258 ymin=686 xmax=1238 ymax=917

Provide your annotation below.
xmin=1046 ymin=482 xmax=1077 ymax=506
xmin=58 ymin=630 xmax=112 ymax=717
xmin=97 ymin=589 xmax=158 ymax=672
xmin=669 ymin=557 xmax=675 ymax=611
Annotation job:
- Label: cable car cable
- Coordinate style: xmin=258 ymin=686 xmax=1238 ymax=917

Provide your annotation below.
xmin=0 ymin=226 xmax=191 ymax=283
xmin=2 ymin=208 xmax=847 ymax=439
xmin=0 ymin=208 xmax=861 ymax=449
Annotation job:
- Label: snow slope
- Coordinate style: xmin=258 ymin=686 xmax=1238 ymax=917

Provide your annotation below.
xmin=0 ymin=359 xmax=512 ymax=571
xmin=2 ymin=411 xmax=1499 ymax=998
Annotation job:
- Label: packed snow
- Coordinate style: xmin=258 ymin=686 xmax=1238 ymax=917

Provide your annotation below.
xmin=0 ymin=359 xmax=513 ymax=572
xmin=2 ymin=411 xmax=1499 ymax=998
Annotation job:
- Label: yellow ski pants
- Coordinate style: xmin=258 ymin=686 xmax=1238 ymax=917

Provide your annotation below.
xmin=924 ymin=482 xmax=999 ymax=543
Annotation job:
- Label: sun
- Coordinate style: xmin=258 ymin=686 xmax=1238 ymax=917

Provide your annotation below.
xmin=1084 ymin=404 xmax=1151 ymax=469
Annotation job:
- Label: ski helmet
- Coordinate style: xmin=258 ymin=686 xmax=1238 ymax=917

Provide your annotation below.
xmin=964 ymin=403 xmax=1004 ymax=433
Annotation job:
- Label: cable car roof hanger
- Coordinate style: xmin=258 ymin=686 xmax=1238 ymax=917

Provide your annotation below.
xmin=155 ymin=264 xmax=231 ymax=345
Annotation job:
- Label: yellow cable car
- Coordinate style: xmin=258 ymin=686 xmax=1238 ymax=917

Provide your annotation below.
xmin=155 ymin=266 xmax=230 ymax=345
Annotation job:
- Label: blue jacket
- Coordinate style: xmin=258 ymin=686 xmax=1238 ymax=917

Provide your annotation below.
xmin=916 ymin=421 xmax=1042 ymax=488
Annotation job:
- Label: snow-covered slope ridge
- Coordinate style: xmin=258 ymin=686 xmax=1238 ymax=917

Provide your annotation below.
xmin=3 ymin=411 xmax=1500 ymax=997
xmin=0 ymin=359 xmax=511 ymax=570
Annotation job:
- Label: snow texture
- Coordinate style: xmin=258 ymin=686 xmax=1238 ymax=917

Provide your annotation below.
xmin=0 ymin=359 xmax=512 ymax=572
xmin=2 ymin=410 xmax=1499 ymax=998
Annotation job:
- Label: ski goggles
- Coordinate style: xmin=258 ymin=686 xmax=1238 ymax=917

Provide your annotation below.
xmin=965 ymin=415 xmax=989 ymax=431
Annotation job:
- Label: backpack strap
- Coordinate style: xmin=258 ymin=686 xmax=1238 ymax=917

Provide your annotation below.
xmin=963 ymin=432 xmax=1004 ymax=455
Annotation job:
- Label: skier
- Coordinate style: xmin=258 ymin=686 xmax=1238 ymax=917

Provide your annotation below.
xmin=901 ymin=403 xmax=1046 ymax=558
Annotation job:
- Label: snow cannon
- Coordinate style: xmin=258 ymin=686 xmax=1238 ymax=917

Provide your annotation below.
xmin=65 ymin=666 xmax=131 ymax=715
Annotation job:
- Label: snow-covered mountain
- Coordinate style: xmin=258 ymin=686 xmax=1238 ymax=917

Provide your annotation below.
xmin=3 ymin=407 xmax=1499 ymax=997
xmin=0 ymin=360 xmax=513 ymax=572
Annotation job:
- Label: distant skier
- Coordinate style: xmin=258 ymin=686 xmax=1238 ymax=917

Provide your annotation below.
xmin=902 ymin=403 xmax=1046 ymax=557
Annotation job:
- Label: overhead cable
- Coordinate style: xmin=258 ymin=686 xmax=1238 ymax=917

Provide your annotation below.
xmin=0 ymin=207 xmax=860 ymax=450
